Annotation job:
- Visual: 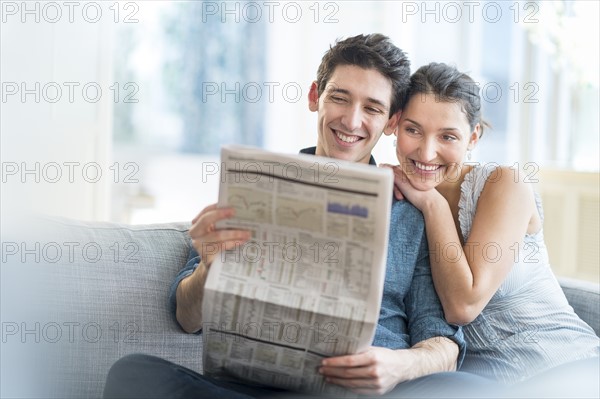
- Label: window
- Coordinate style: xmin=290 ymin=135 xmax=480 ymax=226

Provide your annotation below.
xmin=111 ymin=2 xmax=267 ymax=222
xmin=108 ymin=1 xmax=598 ymax=224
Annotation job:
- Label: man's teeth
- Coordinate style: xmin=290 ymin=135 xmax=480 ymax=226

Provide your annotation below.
xmin=335 ymin=131 xmax=360 ymax=143
xmin=414 ymin=161 xmax=441 ymax=171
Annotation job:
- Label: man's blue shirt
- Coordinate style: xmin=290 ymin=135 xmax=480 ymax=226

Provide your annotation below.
xmin=169 ymin=147 xmax=465 ymax=366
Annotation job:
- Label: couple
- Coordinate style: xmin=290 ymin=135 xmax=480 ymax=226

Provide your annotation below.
xmin=104 ymin=34 xmax=599 ymax=398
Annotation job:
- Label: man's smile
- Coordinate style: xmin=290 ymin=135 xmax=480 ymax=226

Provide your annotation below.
xmin=333 ymin=129 xmax=364 ymax=144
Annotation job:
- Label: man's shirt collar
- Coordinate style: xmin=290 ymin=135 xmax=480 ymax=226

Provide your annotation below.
xmin=299 ymin=146 xmax=377 ymax=166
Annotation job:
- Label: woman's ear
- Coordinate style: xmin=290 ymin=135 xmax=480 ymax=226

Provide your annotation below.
xmin=383 ymin=110 xmax=401 ymax=136
xmin=468 ymin=123 xmax=481 ymax=150
xmin=308 ymin=81 xmax=319 ymax=112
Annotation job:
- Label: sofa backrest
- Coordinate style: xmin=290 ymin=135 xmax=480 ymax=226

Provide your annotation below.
xmin=559 ymin=277 xmax=600 ymax=336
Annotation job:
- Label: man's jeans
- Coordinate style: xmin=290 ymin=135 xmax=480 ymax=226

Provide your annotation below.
xmin=103 ymin=353 xmax=499 ymax=399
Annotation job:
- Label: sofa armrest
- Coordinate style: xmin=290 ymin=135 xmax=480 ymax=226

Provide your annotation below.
xmin=559 ymin=277 xmax=600 ymax=336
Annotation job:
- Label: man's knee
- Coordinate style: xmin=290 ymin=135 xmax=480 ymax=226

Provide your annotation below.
xmin=107 ymin=353 xmax=155 ymax=377
xmin=389 ymin=371 xmax=500 ymax=398
xmin=104 ymin=354 xmax=167 ymax=398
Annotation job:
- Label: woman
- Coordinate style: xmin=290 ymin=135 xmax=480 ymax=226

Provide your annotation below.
xmin=387 ymin=62 xmax=599 ymax=389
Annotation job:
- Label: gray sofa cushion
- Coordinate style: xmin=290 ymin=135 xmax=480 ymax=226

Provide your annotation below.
xmin=1 ymin=219 xmax=202 ymax=398
xmin=2 ymin=218 xmax=598 ymax=398
xmin=559 ymin=277 xmax=600 ymax=336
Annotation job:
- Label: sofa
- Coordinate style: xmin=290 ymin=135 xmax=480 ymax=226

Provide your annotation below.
xmin=1 ymin=219 xmax=598 ymax=398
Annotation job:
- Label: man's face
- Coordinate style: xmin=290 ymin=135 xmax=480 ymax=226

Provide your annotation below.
xmin=309 ymin=65 xmax=399 ymax=164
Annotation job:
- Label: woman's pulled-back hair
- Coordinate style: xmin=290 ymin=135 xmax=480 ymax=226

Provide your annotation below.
xmin=403 ymin=63 xmax=489 ymax=137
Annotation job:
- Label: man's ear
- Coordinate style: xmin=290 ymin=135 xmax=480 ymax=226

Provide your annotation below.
xmin=468 ymin=124 xmax=480 ymax=150
xmin=308 ymin=81 xmax=319 ymax=112
xmin=383 ymin=110 xmax=401 ymax=136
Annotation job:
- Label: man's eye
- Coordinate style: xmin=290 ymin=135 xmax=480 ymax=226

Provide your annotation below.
xmin=330 ymin=96 xmax=345 ymax=103
xmin=365 ymin=107 xmax=382 ymax=114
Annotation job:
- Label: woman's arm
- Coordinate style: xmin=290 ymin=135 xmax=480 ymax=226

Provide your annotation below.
xmin=394 ymin=166 xmax=536 ymax=325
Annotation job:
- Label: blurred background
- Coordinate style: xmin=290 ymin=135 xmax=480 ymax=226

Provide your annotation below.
xmin=2 ymin=0 xmax=598 ymax=280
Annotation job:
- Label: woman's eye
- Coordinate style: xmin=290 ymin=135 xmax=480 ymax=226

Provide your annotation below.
xmin=442 ymin=135 xmax=457 ymax=142
xmin=406 ymin=128 xmax=419 ymax=134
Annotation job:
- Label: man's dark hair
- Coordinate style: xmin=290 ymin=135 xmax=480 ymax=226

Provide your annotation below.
xmin=316 ymin=33 xmax=410 ymax=116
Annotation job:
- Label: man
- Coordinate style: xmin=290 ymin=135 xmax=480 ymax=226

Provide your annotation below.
xmin=104 ymin=34 xmax=487 ymax=398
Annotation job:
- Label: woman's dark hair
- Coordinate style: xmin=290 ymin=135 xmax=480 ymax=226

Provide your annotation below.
xmin=402 ymin=63 xmax=490 ymax=137
xmin=316 ymin=34 xmax=411 ymax=117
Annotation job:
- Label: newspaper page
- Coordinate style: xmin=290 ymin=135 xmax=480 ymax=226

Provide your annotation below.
xmin=202 ymin=145 xmax=393 ymax=394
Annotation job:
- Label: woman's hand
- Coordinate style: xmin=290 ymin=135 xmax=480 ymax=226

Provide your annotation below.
xmin=380 ymin=163 xmax=406 ymax=201
xmin=380 ymin=164 xmax=442 ymax=211
xmin=319 ymin=346 xmax=413 ymax=396
xmin=189 ymin=203 xmax=251 ymax=267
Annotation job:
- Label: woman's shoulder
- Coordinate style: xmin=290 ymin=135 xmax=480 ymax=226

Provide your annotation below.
xmin=458 ymin=163 xmax=535 ymax=241
xmin=462 ymin=163 xmax=531 ymax=197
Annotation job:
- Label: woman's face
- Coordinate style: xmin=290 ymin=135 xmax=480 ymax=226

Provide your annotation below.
xmin=395 ymin=93 xmax=479 ymax=191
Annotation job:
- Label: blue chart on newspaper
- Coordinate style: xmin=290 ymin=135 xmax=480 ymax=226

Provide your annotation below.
xmin=202 ymin=145 xmax=393 ymax=394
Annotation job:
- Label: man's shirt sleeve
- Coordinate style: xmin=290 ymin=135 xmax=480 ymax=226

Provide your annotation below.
xmin=168 ymin=247 xmax=201 ymax=318
xmin=405 ymin=226 xmax=467 ymax=367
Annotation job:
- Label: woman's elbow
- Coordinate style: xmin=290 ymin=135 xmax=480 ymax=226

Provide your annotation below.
xmin=444 ymin=304 xmax=480 ymax=326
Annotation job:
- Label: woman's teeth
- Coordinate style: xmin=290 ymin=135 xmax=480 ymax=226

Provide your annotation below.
xmin=414 ymin=160 xmax=441 ymax=171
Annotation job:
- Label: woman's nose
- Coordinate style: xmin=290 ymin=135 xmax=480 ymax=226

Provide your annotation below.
xmin=419 ymin=139 xmax=437 ymax=161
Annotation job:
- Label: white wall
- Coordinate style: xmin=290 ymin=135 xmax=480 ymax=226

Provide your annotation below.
xmin=2 ymin=1 xmax=598 ymax=248
xmin=1 ymin=2 xmax=114 ymax=224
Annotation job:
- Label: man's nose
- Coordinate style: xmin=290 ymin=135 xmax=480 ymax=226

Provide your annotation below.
xmin=340 ymin=105 xmax=362 ymax=131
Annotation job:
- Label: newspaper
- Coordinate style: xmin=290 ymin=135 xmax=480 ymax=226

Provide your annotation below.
xmin=201 ymin=145 xmax=393 ymax=394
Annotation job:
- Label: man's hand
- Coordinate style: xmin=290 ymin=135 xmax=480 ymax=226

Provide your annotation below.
xmin=320 ymin=338 xmax=458 ymax=396
xmin=189 ymin=203 xmax=251 ymax=267
xmin=176 ymin=204 xmax=251 ymax=333
xmin=318 ymin=347 xmax=413 ymax=396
